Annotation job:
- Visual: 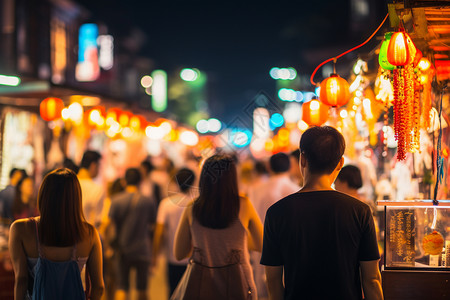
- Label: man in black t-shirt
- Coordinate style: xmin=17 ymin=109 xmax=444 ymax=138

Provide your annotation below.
xmin=261 ymin=126 xmax=383 ymax=300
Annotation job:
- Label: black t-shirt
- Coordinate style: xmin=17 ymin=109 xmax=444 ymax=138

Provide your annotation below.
xmin=260 ymin=190 xmax=380 ymax=300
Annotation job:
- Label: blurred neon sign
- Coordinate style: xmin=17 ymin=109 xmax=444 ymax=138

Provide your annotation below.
xmin=76 ymin=24 xmax=100 ymax=82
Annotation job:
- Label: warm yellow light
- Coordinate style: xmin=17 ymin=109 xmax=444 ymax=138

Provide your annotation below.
xmin=310 ymin=100 xmax=320 ymax=111
xmin=180 ymin=130 xmax=199 ymax=146
xmin=68 ymin=102 xmax=83 ymax=124
xmin=264 ymin=139 xmax=274 ymax=152
xmin=61 ymin=108 xmax=70 ymax=121
xmin=297 ymin=120 xmax=309 ymax=131
xmin=278 ymin=128 xmax=290 ymax=140
xmin=340 ymin=109 xmax=348 ymax=118
xmin=418 ymin=58 xmax=431 ymax=71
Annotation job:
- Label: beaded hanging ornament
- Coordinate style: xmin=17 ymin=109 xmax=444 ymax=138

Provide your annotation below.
xmin=387 ymin=26 xmax=421 ymax=161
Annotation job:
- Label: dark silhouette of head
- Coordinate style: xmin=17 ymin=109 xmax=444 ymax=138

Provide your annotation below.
xmin=125 ymin=168 xmax=142 ymax=186
xmin=269 ymin=153 xmax=291 ymax=174
xmin=336 ymin=165 xmax=363 ymax=189
xmin=175 ymin=168 xmax=196 ymax=194
xmin=299 ymin=126 xmax=345 ymax=174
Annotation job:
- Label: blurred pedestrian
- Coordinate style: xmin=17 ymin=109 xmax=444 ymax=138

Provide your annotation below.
xmin=102 ymin=178 xmax=125 ymax=300
xmin=289 ymin=149 xmax=303 ymax=187
xmin=0 ymin=168 xmax=26 ymax=222
xmin=152 ymin=168 xmax=196 ymax=296
xmin=63 ymin=157 xmax=80 ymax=174
xmin=261 ymin=126 xmax=382 ymax=300
xmin=252 ymin=152 xmax=300 ymax=223
xmin=78 ymin=150 xmax=105 ymax=228
xmin=140 ymin=160 xmax=162 ymax=207
xmin=108 ymin=168 xmax=156 ymax=300
xmin=335 ymin=165 xmax=376 ymax=213
xmin=8 ymin=168 xmax=104 ymax=299
xmin=12 ymin=175 xmax=38 ymax=220
xmin=248 ymin=153 xmax=299 ymax=299
xmin=174 ymin=154 xmax=263 ymax=299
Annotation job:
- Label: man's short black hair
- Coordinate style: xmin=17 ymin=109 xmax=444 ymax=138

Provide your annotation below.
xmin=125 ymin=168 xmax=142 ymax=186
xmin=175 ymin=168 xmax=196 ymax=193
xmin=299 ymin=126 xmax=345 ymax=174
xmin=140 ymin=160 xmax=155 ymax=175
xmin=254 ymin=160 xmax=268 ymax=175
xmin=290 ymin=149 xmax=300 ymax=162
xmin=9 ymin=168 xmax=20 ymax=178
xmin=269 ymin=153 xmax=291 ymax=174
xmin=336 ymin=165 xmax=363 ymax=189
xmin=80 ymin=150 xmax=101 ymax=169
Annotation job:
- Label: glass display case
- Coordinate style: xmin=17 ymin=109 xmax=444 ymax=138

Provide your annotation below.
xmin=382 ymin=200 xmax=450 ymax=270
xmin=379 ymin=200 xmax=450 ymax=300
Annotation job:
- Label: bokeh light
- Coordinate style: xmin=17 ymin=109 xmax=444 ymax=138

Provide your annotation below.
xmin=180 ymin=68 xmax=198 ymax=81
xmin=141 ymin=75 xmax=153 ymax=88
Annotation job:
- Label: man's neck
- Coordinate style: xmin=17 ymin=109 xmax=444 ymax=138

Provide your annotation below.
xmin=300 ymin=174 xmax=334 ymax=192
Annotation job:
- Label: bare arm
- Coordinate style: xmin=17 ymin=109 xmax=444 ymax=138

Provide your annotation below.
xmin=265 ymin=265 xmax=284 ymax=300
xmin=245 ymin=198 xmax=263 ymax=252
xmin=8 ymin=220 xmax=28 ymax=300
xmin=87 ymin=227 xmax=104 ymax=300
xmin=360 ymin=260 xmax=383 ymax=300
xmin=174 ymin=206 xmax=192 ymax=261
xmin=152 ymin=223 xmax=164 ymax=264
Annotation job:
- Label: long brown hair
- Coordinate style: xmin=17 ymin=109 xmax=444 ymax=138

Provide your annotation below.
xmin=38 ymin=168 xmax=87 ymax=246
xmin=193 ymin=154 xmax=240 ymax=229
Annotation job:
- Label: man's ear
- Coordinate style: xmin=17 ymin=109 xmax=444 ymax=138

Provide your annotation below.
xmin=300 ymin=153 xmax=307 ymax=168
xmin=337 ymin=157 xmax=344 ymax=171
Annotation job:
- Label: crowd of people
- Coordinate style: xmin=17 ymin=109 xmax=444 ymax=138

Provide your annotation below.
xmin=0 ymin=125 xmax=390 ymax=299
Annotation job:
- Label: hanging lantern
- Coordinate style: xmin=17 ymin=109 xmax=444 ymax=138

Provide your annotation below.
xmin=40 ymin=97 xmax=64 ymax=121
xmin=387 ymin=29 xmax=416 ymax=66
xmin=319 ymin=74 xmax=350 ymax=107
xmin=379 ymin=32 xmax=395 ymax=71
xmin=302 ymin=99 xmax=329 ymax=126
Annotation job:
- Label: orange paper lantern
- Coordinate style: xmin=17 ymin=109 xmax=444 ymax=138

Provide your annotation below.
xmin=302 ymin=100 xmax=329 ymax=126
xmin=40 ymin=97 xmax=64 ymax=121
xmin=387 ymin=30 xmax=416 ymax=66
xmin=319 ymin=74 xmax=350 ymax=107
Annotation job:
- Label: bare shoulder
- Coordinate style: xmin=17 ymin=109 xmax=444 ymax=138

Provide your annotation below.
xmin=10 ymin=217 xmax=36 ymax=236
xmin=83 ymin=222 xmax=100 ymax=243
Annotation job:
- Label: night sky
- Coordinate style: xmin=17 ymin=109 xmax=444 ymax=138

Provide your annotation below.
xmin=76 ymin=0 xmax=383 ymax=122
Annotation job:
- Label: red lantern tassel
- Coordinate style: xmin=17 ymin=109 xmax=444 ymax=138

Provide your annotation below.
xmin=397 ymin=67 xmax=406 ymax=161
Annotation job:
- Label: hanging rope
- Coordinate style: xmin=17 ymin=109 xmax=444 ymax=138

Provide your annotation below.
xmin=310 ymin=13 xmax=390 ymax=86
xmin=433 ymin=86 xmax=445 ymax=205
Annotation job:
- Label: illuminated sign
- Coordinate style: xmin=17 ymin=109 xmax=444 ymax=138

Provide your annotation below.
xmin=76 ymin=24 xmax=100 ymax=82
xmin=151 ymin=70 xmax=167 ymax=112
xmin=98 ymin=35 xmax=114 ymax=70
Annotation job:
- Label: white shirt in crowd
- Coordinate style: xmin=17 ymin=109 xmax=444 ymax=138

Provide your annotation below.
xmin=79 ymin=177 xmax=105 ymax=227
xmin=249 ymin=173 xmax=300 ymax=223
xmin=156 ymin=193 xmax=191 ymax=265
